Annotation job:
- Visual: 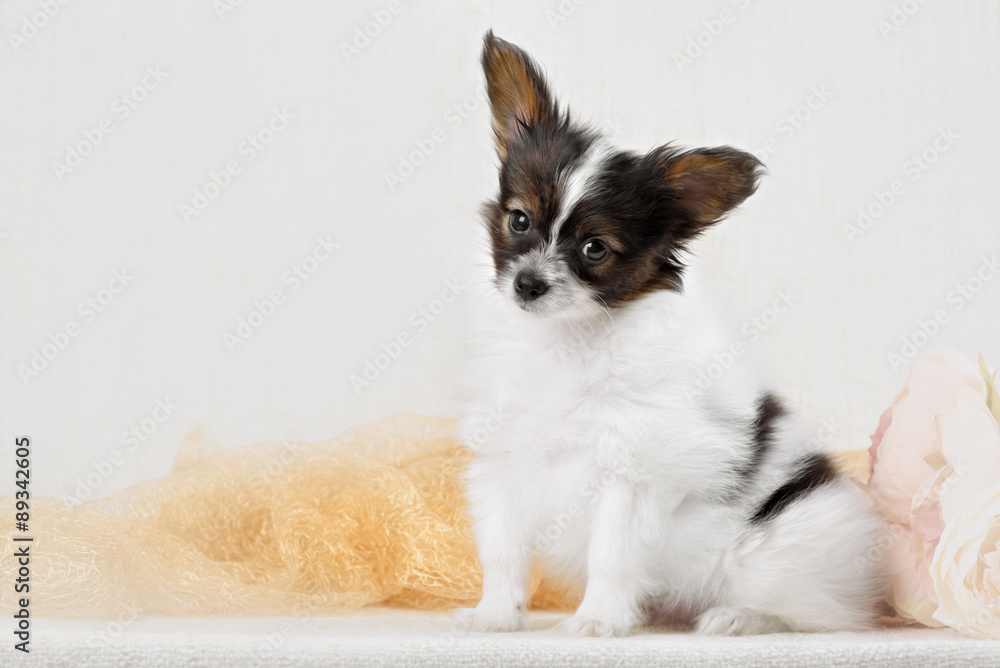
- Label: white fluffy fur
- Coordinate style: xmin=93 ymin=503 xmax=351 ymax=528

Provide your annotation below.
xmin=459 ymin=235 xmax=884 ymax=637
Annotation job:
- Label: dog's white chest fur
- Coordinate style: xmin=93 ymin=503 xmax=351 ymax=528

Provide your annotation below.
xmin=463 ymin=288 xmax=747 ymax=586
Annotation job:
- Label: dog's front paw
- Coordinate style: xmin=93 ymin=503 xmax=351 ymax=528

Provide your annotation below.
xmin=694 ymin=606 xmax=787 ymax=636
xmin=557 ymin=613 xmax=634 ymax=638
xmin=695 ymin=607 xmax=748 ymax=635
xmin=455 ymin=605 xmax=526 ymax=633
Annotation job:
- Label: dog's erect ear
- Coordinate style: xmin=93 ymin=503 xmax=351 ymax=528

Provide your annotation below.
xmin=481 ymin=30 xmax=557 ymax=160
xmin=661 ymin=147 xmax=764 ymax=229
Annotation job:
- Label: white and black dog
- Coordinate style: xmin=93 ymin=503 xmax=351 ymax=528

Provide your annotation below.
xmin=458 ymin=32 xmax=884 ymax=637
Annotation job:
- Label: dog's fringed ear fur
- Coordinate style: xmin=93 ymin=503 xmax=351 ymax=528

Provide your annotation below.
xmin=481 ymin=31 xmax=557 ymax=160
xmin=661 ymin=147 xmax=764 ymax=229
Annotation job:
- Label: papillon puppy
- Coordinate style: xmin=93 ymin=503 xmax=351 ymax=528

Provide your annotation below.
xmin=459 ymin=32 xmax=885 ymax=637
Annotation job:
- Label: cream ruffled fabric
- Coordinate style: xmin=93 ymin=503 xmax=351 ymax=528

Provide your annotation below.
xmin=0 ymin=415 xmax=579 ymax=618
xmin=0 ymin=414 xmax=867 ymax=619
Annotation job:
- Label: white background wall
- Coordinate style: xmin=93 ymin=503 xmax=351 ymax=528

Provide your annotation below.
xmin=1 ymin=0 xmax=998 ymax=501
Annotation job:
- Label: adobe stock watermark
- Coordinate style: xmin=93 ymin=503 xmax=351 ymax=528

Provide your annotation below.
xmin=672 ymin=0 xmax=754 ymax=72
xmin=684 ymin=288 xmax=799 ymax=403
xmin=223 ymin=235 xmax=339 ymax=352
xmin=51 ymin=65 xmax=169 ymax=182
xmin=807 ymin=415 xmax=842 ymax=450
xmin=193 ymin=436 xmax=310 ymax=544
xmin=887 ymin=254 xmax=999 ymax=371
xmin=350 ymin=274 xmax=467 ymax=393
xmin=213 ymin=0 xmax=247 ymax=21
xmin=179 ymin=107 xmax=295 ymax=224
xmin=247 ymin=604 xmax=318 ymax=660
xmin=463 ymin=407 xmax=509 ymax=453
xmin=842 ymin=127 xmax=958 ymax=243
xmin=199 ymin=438 xmax=309 ymax=544
xmin=340 ymin=0 xmax=404 ymax=63
xmin=753 ymin=85 xmax=833 ymax=163
xmin=384 ymin=85 xmax=488 ymax=192
xmin=551 ymin=315 xmax=631 ymax=372
xmin=7 ymin=0 xmax=73 ymax=53
xmin=61 ymin=396 xmax=180 ymax=504
xmin=17 ymin=268 xmax=135 ymax=385
xmin=546 ymin=0 xmax=587 ymax=29
xmin=877 ymin=0 xmax=930 ymax=39
xmin=683 ymin=287 xmax=800 ymax=403
xmin=85 ymin=601 xmax=144 ymax=649
xmin=532 ymin=449 xmax=632 ymax=557
xmin=246 ymin=440 xmax=308 ymax=496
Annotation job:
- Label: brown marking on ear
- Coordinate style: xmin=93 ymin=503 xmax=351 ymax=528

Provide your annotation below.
xmin=481 ymin=31 xmax=556 ymax=160
xmin=663 ymin=147 xmax=763 ymax=227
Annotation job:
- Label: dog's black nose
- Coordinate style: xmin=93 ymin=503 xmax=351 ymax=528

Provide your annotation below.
xmin=514 ymin=273 xmax=549 ymax=301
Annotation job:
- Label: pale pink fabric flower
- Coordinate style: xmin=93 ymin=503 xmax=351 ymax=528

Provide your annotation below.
xmin=866 ymin=351 xmax=994 ymax=629
xmin=929 ymin=387 xmax=1000 ymax=638
xmin=868 ymin=352 xmax=983 ymax=526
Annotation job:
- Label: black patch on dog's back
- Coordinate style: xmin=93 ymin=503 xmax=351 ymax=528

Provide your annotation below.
xmin=749 ymin=453 xmax=838 ymax=524
xmin=738 ymin=392 xmax=786 ymax=482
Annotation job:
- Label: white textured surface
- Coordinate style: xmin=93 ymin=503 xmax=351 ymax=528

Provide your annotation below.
xmin=1 ymin=1 xmax=999 ymax=499
xmin=18 ymin=609 xmax=1000 ymax=668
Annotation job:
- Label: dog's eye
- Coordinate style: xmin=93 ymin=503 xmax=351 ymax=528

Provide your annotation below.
xmin=581 ymin=238 xmax=608 ymax=262
xmin=508 ymin=210 xmax=530 ymax=233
